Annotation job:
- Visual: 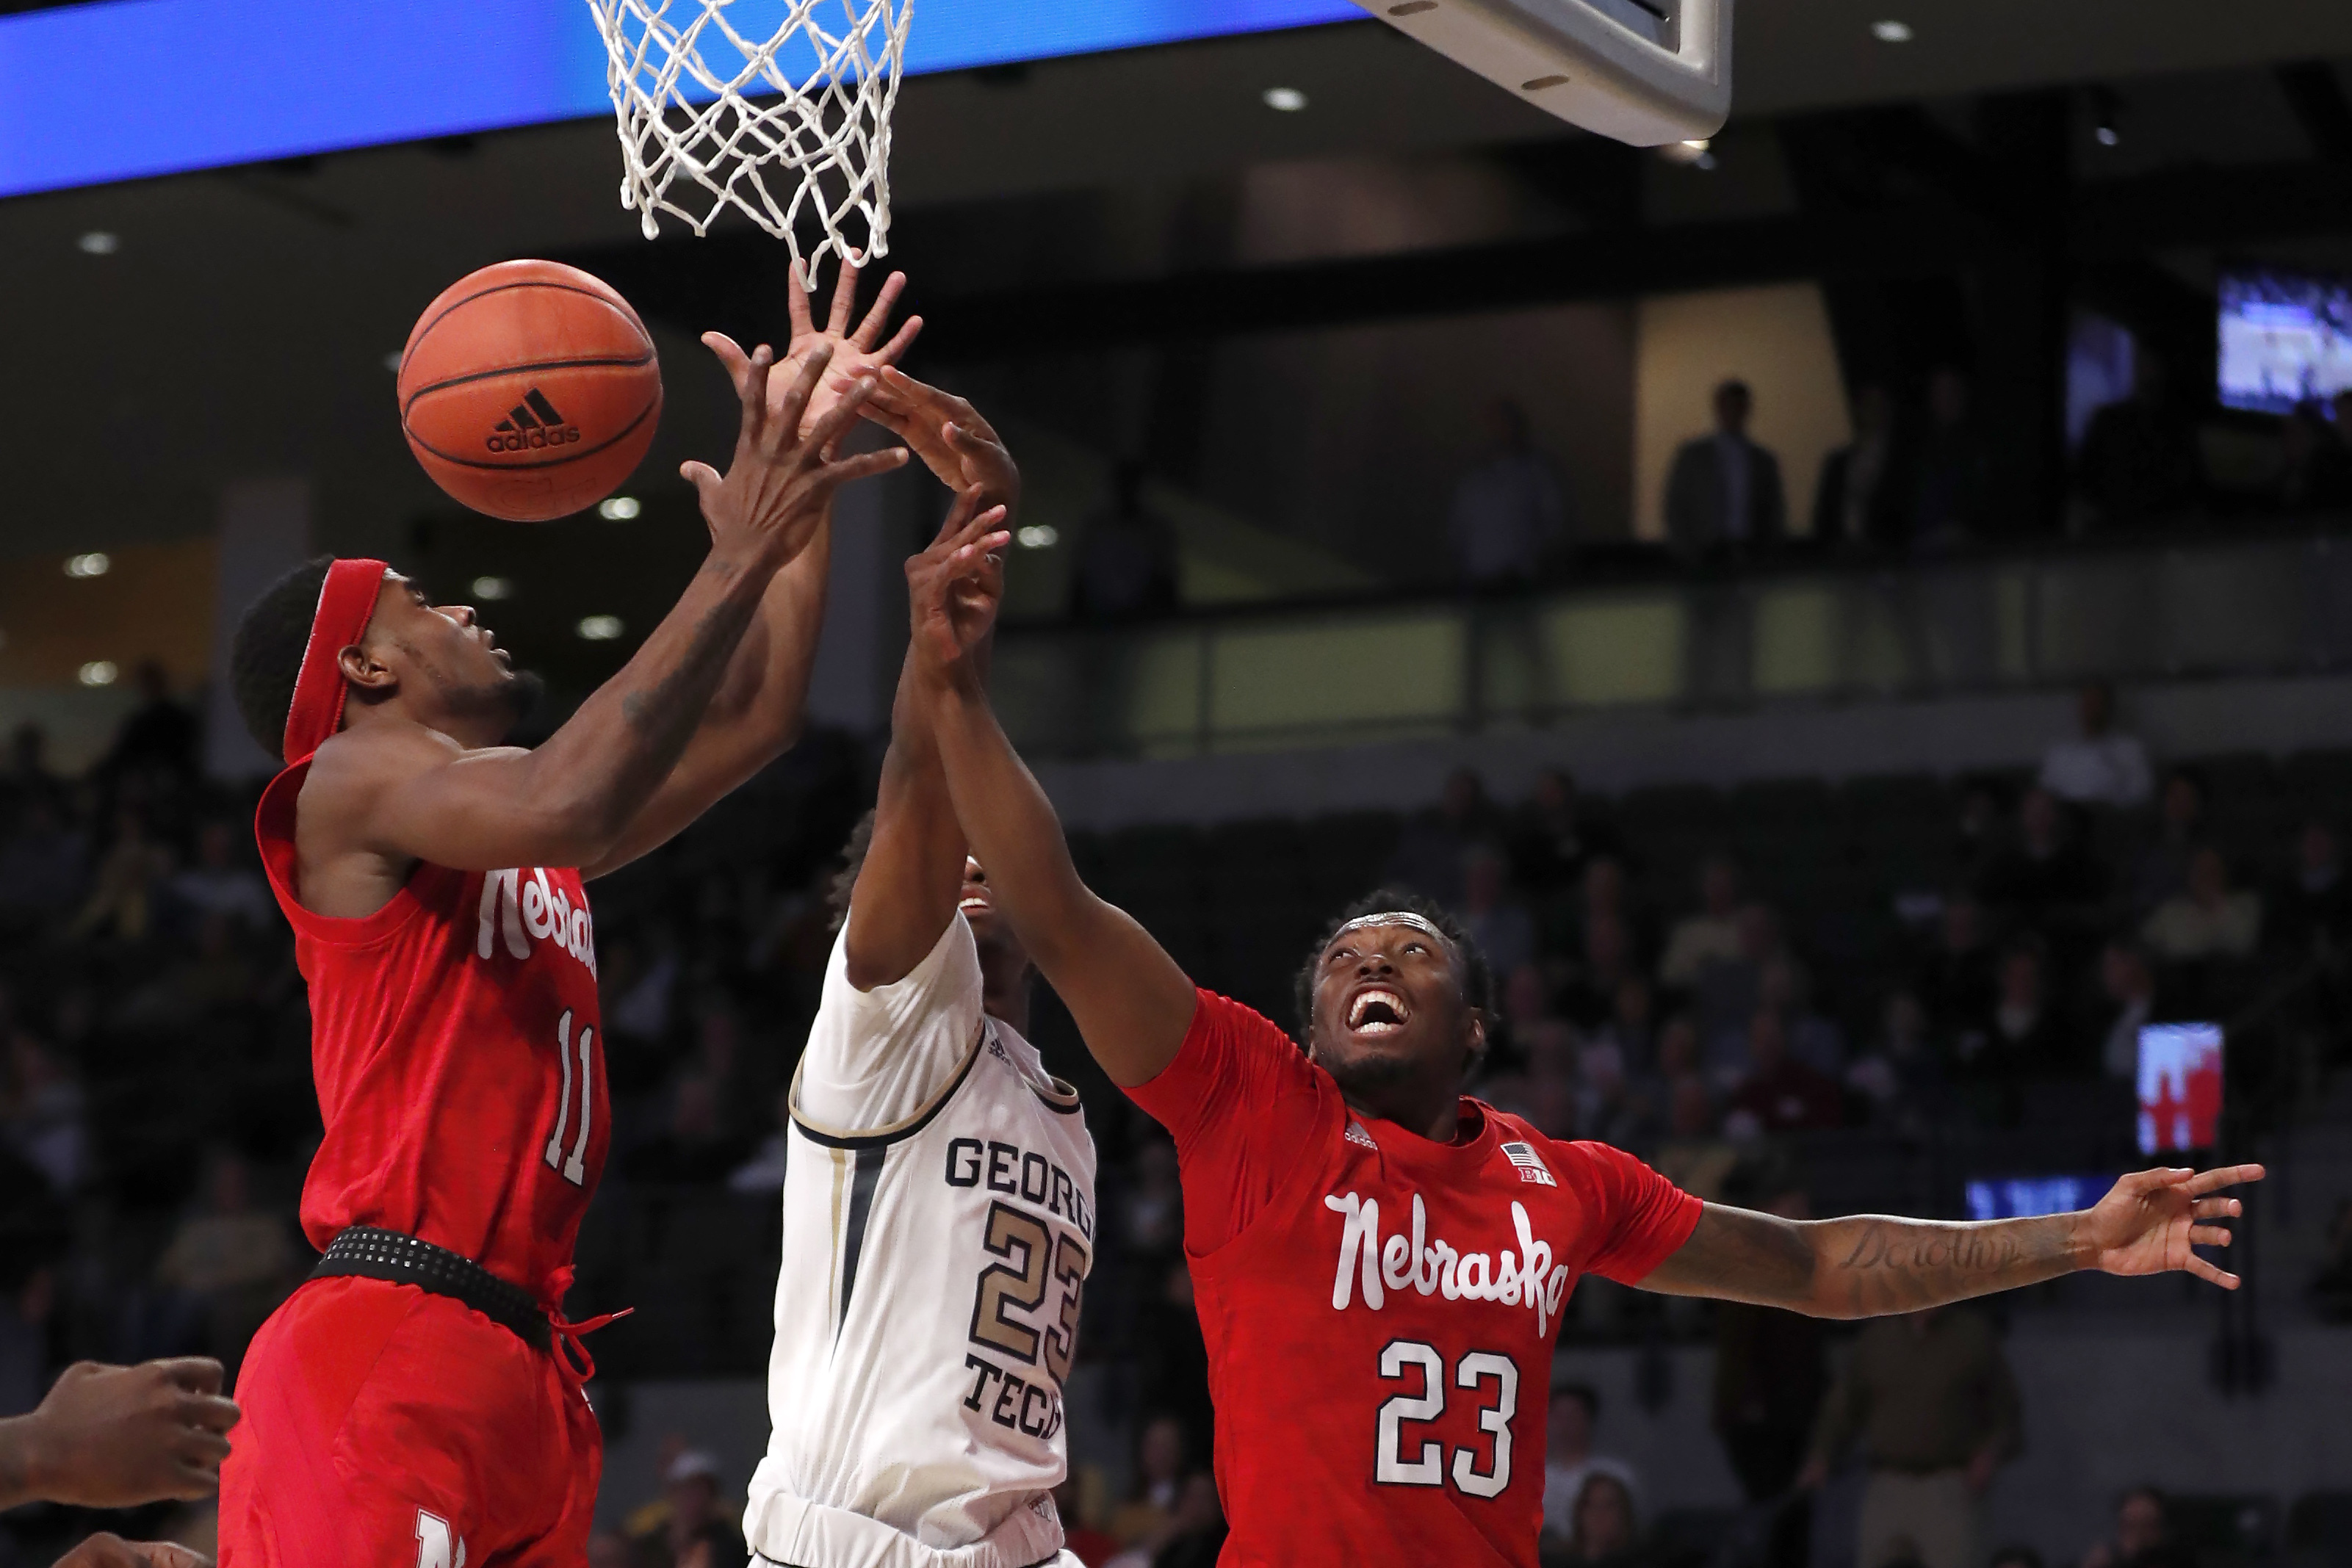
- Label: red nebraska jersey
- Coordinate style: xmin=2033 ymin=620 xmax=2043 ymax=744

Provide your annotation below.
xmin=1128 ymin=991 xmax=1700 ymax=1567
xmin=255 ymin=759 xmax=608 ymax=1306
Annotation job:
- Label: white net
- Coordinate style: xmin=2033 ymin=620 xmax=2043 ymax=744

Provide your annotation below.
xmin=586 ymin=0 xmax=911 ymax=274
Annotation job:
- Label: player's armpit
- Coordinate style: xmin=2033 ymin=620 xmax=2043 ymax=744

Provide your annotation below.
xmin=1633 ymin=1202 xmax=1820 ymax=1312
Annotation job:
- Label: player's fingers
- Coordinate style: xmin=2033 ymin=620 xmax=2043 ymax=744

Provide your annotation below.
xmin=679 ymin=460 xmax=722 ymax=498
xmin=2184 ymin=1163 xmax=2265 ymax=1196
xmin=851 ymin=270 xmax=906 ymax=348
xmin=736 ymin=344 xmax=776 ymax=447
xmin=2185 ymin=1254 xmax=2240 ymax=1290
xmin=150 ymin=1357 xmax=226 ymax=1395
xmin=786 ymin=260 xmax=815 ymax=337
xmin=871 ymin=314 xmax=923 ymax=368
xmin=802 ymin=369 xmax=877 ymax=454
xmin=177 ymin=1392 xmax=240 ymax=1434
xmin=952 ymin=530 xmax=1014 ymax=566
xmin=828 ymin=259 xmax=865 ymax=336
xmin=2187 ymin=1224 xmax=2234 ymax=1249
xmin=817 ymin=447 xmax=910 ymax=491
xmin=2192 ymin=1196 xmax=2242 ymax=1221
xmin=770 ymin=344 xmax=835 ymax=449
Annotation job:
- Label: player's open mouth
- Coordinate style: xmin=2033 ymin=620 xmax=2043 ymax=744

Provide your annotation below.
xmin=1347 ymin=986 xmax=1410 ymax=1036
xmin=959 ymin=895 xmax=991 ymax=914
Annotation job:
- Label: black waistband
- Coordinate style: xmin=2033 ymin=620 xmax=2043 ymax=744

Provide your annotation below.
xmin=311 ymin=1226 xmax=549 ymax=1351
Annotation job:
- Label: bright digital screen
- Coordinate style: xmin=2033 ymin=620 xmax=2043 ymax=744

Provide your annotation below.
xmin=0 ymin=0 xmax=1360 ymax=200
xmin=1963 ymin=1174 xmax=2110 ymax=1222
xmin=2137 ymin=1022 xmax=2223 ymax=1155
xmin=2218 ymin=270 xmax=2352 ymax=413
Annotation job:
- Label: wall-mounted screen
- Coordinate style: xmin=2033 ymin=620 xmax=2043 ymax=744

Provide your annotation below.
xmin=2218 ymin=269 xmax=2352 ymax=414
xmin=2137 ymin=1022 xmax=2223 ymax=1156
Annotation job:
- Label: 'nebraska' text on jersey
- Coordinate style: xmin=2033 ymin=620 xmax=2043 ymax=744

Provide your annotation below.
xmin=1126 ymin=991 xmax=1700 ymax=1568
xmin=256 ymin=760 xmax=608 ymax=1306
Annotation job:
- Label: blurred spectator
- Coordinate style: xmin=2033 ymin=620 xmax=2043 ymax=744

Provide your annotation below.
xmin=69 ymin=808 xmax=174 ymax=944
xmin=2 ymin=723 xmax=58 ymax=808
xmin=1509 ymin=772 xmax=1625 ymax=913
xmin=1386 ymin=767 xmax=1501 ymax=904
xmin=1449 ymin=398 xmax=1568 ymax=587
xmin=2081 ymin=1486 xmax=2196 ymax=1568
xmin=2276 ymin=400 xmax=2352 ymax=511
xmin=1546 ymin=1473 xmax=1650 ymax=1568
xmin=1988 ymin=1547 xmax=2044 ymax=1568
xmin=1659 ymin=859 xmax=1743 ymax=988
xmin=1540 ymin=1383 xmax=1640 ymax=1546
xmin=725 ymin=1090 xmax=793 ymax=1194
xmin=151 ymin=1151 xmax=297 ymax=1381
xmin=1072 ymin=458 xmax=1180 ymax=624
xmin=2268 ymin=820 xmax=2352 ymax=961
xmin=101 ymin=662 xmax=200 ymax=783
xmin=2129 ymin=770 xmax=2209 ymax=915
xmin=115 ymin=914 xmax=259 ymax=1032
xmin=1108 ymin=1414 xmax=1192 ymax=1550
xmin=626 ymin=1450 xmax=746 ymax=1568
xmin=1122 ymin=1138 xmax=1184 ymax=1264
xmin=2097 ymin=940 xmax=2158 ymax=1083
xmin=2038 ymin=683 xmax=2152 ymax=810
xmin=1952 ymin=781 xmax=2005 ymax=884
xmin=1957 ymin=942 xmax=2075 ymax=1096
xmin=2076 ymin=355 xmax=2200 ymax=532
xmin=1132 ymin=1261 xmax=1213 ymax=1459
xmin=0 ymin=797 xmax=87 ymax=925
xmin=588 ymin=1533 xmax=633 ymax=1568
xmin=1694 ymin=905 xmax=1781 ymax=1050
xmin=627 ymin=1074 xmax=750 ymax=1185
xmin=1974 ymin=787 xmax=2106 ymax=931
xmin=1728 ymin=1011 xmax=1845 ymax=1133
xmin=1559 ymin=913 xmax=1636 ymax=1033
xmin=1666 ymin=380 xmax=1787 ymax=554
xmin=1913 ymin=896 xmax=1996 ymax=1045
xmin=1054 ymin=1473 xmax=1121 ymax=1567
xmin=2140 ymin=848 xmax=2262 ymax=963
xmin=1846 ymin=990 xmax=1941 ymax=1133
xmin=1713 ymin=1180 xmax=1829 ymax=1568
xmin=1654 ymin=1068 xmax=1736 ymax=1202
xmin=166 ymin=820 xmax=273 ymax=932
xmin=1759 ymin=957 xmax=1844 ymax=1076
xmin=1575 ymin=1036 xmax=1653 ymax=1149
xmin=1460 ymin=848 xmax=1537 ymax=977
xmin=3 ymin=1033 xmax=87 ymax=1195
xmin=1799 ymin=1307 xmax=2021 ymax=1568
xmin=1814 ymin=383 xmax=1908 ymax=549
xmin=1911 ymin=368 xmax=1991 ymax=547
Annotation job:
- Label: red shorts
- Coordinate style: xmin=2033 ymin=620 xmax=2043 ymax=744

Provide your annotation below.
xmin=218 ymin=1274 xmax=601 ymax=1568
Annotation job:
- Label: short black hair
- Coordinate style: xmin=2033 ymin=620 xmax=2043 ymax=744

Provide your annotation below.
xmin=1291 ymin=888 xmax=1495 ymax=1042
xmin=229 ymin=556 xmax=334 ymax=759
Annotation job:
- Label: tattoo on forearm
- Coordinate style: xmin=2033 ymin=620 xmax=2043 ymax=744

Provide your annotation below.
xmin=1827 ymin=1215 xmax=2076 ymax=1317
xmin=618 ymin=592 xmax=762 ymax=760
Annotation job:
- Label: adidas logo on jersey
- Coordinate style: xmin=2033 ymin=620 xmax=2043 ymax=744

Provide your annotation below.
xmin=477 ymin=867 xmax=598 ymax=978
xmin=1323 ymin=1189 xmax=1573 ymax=1337
xmin=1344 ymin=1121 xmax=1378 ymax=1150
xmin=485 ymin=389 xmax=582 ymax=453
xmin=1501 ymin=1141 xmax=1556 ymax=1187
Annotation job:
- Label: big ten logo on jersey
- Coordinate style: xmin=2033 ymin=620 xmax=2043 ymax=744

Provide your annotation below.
xmin=945 ymin=1135 xmax=1093 ymax=1445
xmin=1324 ymin=1190 xmax=1573 ymax=1337
xmin=477 ymin=867 xmax=597 ymax=979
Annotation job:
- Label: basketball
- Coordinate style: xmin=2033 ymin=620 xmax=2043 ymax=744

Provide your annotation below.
xmin=397 ymin=259 xmax=662 ymax=522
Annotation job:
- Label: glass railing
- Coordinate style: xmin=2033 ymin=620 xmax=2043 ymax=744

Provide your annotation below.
xmin=992 ymin=529 xmax=2352 ymax=759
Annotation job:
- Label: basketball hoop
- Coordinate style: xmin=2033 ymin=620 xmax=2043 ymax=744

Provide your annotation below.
xmin=585 ymin=0 xmax=912 ymax=275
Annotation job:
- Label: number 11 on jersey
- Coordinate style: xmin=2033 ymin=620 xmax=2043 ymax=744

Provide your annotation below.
xmin=545 ymin=1008 xmax=594 ymax=1186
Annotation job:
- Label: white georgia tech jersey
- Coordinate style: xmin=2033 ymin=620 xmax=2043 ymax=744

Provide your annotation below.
xmin=746 ymin=916 xmax=1097 ymax=1558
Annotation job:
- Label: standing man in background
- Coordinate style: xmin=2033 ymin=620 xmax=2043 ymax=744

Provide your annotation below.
xmin=1797 ymin=1305 xmax=2022 ymax=1568
xmin=1666 ymin=380 xmax=1787 ymax=557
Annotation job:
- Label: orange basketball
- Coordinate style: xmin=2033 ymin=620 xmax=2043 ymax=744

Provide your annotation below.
xmin=397 ymin=259 xmax=663 ymax=522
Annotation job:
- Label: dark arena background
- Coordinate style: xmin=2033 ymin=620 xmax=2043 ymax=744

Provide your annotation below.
xmin=2 ymin=0 xmax=2352 ymax=1564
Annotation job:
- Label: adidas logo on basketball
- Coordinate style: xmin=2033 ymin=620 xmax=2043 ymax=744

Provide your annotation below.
xmin=485 ymin=389 xmax=582 ymax=454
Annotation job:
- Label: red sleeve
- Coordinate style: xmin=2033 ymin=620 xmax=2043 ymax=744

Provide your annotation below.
xmin=1124 ymin=989 xmax=1333 ymax=1257
xmin=1554 ymin=1138 xmax=1704 ymax=1286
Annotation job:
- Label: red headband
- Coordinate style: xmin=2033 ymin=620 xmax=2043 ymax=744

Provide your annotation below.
xmin=282 ymin=558 xmax=389 ymax=765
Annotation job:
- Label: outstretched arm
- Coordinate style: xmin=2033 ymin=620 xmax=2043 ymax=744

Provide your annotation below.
xmin=1638 ymin=1164 xmax=2263 ymax=1318
xmin=584 ymin=267 xmax=923 ymax=878
xmin=904 ymin=482 xmax=1197 ymax=1086
xmin=309 ymin=342 xmax=905 ymax=876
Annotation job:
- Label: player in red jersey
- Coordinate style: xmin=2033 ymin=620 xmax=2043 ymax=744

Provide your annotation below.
xmin=874 ymin=372 xmax=2265 ymax=1568
xmin=213 ymin=272 xmax=917 ymax=1568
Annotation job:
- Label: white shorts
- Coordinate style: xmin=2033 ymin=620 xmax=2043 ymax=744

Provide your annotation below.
xmin=747 ymin=1490 xmax=1075 ymax=1568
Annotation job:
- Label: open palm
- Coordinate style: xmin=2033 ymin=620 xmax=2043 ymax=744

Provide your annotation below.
xmin=778 ymin=262 xmax=922 ymax=436
xmin=2085 ymin=1163 xmax=2263 ymax=1288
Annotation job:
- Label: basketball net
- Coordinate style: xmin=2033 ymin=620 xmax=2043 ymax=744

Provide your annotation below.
xmin=586 ymin=0 xmax=910 ymax=275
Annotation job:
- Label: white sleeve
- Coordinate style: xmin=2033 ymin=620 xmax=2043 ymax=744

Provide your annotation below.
xmin=793 ymin=914 xmax=984 ymax=1134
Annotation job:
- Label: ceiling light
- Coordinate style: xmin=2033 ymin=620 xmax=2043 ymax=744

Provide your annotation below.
xmin=471 ymin=576 xmax=513 ymax=601
xmin=1015 ymin=524 xmax=1059 ymax=550
xmin=382 ymin=350 xmax=404 ymax=372
xmin=76 ymin=231 xmax=118 ymax=256
xmin=597 ymin=495 xmax=641 ymax=521
xmin=1262 ymin=86 xmax=1308 ymax=112
xmin=576 ymin=615 xmax=624 ymax=641
xmin=1659 ymin=138 xmax=1717 ymax=168
xmin=63 ymin=552 xmax=110 ymax=579
xmin=2091 ymin=87 xmax=2122 ymax=148
xmin=2094 ymin=124 xmax=2120 ymax=148
xmin=78 ymin=661 xmax=118 ymax=687
xmin=1870 ymin=18 xmax=1913 ymax=42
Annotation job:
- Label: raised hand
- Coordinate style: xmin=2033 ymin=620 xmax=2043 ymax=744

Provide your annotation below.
xmin=4 ymin=1357 xmax=239 ymax=1509
xmin=780 ymin=262 xmax=922 ymax=437
xmin=2084 ymin=1164 xmax=2264 ymax=1288
xmin=851 ymin=366 xmax=1021 ymax=515
xmin=681 ymin=338 xmax=909 ymax=568
xmin=907 ymin=486 xmax=1011 ymax=677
